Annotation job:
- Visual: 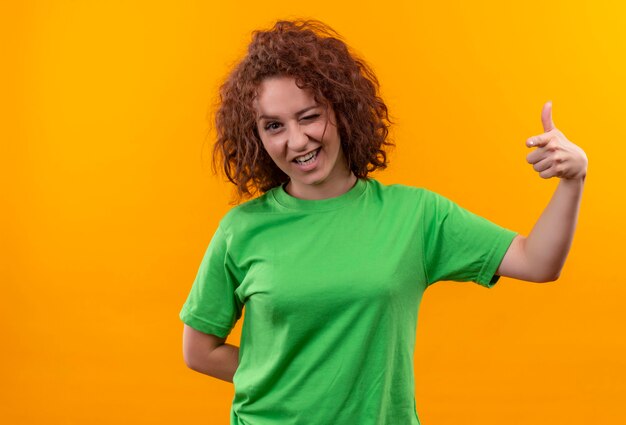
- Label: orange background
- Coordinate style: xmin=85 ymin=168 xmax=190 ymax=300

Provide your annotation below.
xmin=3 ymin=1 xmax=624 ymax=424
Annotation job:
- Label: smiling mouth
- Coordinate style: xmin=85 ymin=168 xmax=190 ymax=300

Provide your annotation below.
xmin=293 ymin=148 xmax=321 ymax=164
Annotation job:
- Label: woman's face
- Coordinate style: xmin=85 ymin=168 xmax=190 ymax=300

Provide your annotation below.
xmin=253 ymin=76 xmax=354 ymax=199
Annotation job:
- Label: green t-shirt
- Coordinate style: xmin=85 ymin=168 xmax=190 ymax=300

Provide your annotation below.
xmin=179 ymin=178 xmax=517 ymax=425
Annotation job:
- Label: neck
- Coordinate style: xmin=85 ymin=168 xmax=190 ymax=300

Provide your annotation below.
xmin=285 ymin=172 xmax=358 ymax=200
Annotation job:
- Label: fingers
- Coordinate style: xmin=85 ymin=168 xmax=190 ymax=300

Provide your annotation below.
xmin=527 ymin=145 xmax=570 ymax=179
xmin=532 ymin=155 xmax=554 ymax=173
xmin=529 ymin=154 xmax=563 ymax=179
xmin=538 ymin=160 xmax=565 ymax=179
xmin=528 ymin=101 xmax=557 ymax=147
xmin=525 ymin=101 xmax=587 ymax=180
xmin=526 ymin=147 xmax=546 ymax=165
xmin=527 ymin=132 xmax=554 ymax=148
xmin=541 ymin=101 xmax=555 ymax=132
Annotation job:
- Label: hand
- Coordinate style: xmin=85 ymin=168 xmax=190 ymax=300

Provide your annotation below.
xmin=526 ymin=101 xmax=588 ymax=180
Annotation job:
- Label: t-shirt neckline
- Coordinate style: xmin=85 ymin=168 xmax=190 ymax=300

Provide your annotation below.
xmin=270 ymin=178 xmax=368 ymax=211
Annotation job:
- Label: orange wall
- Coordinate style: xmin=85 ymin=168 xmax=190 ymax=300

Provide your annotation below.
xmin=3 ymin=1 xmax=624 ymax=424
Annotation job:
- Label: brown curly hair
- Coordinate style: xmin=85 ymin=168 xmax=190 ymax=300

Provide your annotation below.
xmin=212 ymin=19 xmax=394 ymax=200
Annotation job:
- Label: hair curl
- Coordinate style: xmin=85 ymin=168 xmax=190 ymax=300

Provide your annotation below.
xmin=212 ymin=19 xmax=394 ymax=200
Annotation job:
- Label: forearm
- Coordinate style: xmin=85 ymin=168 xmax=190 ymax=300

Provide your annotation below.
xmin=190 ymin=343 xmax=240 ymax=383
xmin=524 ymin=176 xmax=585 ymax=281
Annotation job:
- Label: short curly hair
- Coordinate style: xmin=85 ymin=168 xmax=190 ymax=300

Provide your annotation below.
xmin=212 ymin=19 xmax=394 ymax=200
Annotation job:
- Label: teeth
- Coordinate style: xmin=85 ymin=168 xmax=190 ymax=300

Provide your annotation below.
xmin=295 ymin=149 xmax=318 ymax=163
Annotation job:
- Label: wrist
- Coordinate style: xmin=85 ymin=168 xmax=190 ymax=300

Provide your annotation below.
xmin=561 ymin=173 xmax=586 ymax=184
xmin=559 ymin=175 xmax=586 ymax=194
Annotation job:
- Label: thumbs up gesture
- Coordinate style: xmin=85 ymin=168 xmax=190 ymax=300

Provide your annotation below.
xmin=526 ymin=101 xmax=588 ymax=180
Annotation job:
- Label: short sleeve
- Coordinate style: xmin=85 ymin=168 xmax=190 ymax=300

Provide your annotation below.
xmin=179 ymin=225 xmax=243 ymax=338
xmin=421 ymin=189 xmax=518 ymax=288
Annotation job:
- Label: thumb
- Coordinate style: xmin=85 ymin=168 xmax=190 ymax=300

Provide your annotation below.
xmin=541 ymin=100 xmax=555 ymax=132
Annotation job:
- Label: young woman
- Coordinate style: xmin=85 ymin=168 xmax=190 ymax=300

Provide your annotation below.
xmin=179 ymin=19 xmax=587 ymax=425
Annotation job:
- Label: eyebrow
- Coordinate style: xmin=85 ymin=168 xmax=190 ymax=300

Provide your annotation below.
xmin=257 ymin=105 xmax=319 ymax=121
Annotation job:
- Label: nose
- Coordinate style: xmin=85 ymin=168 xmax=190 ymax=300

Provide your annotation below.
xmin=287 ymin=123 xmax=309 ymax=152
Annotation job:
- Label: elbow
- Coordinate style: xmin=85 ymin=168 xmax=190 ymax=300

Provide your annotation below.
xmin=183 ymin=351 xmax=196 ymax=371
xmin=537 ymin=270 xmax=561 ymax=283
xmin=182 ymin=348 xmax=205 ymax=372
xmin=183 ymin=356 xmax=207 ymax=373
xmin=183 ymin=348 xmax=219 ymax=374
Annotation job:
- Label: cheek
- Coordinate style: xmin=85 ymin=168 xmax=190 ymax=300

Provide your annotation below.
xmin=316 ymin=122 xmax=338 ymax=143
xmin=321 ymin=126 xmax=340 ymax=148
xmin=259 ymin=137 xmax=275 ymax=153
xmin=261 ymin=139 xmax=285 ymax=163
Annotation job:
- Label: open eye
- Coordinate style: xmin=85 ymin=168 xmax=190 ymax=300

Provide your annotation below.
xmin=264 ymin=121 xmax=281 ymax=132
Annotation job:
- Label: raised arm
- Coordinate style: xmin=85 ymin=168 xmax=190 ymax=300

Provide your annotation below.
xmin=496 ymin=101 xmax=588 ymax=283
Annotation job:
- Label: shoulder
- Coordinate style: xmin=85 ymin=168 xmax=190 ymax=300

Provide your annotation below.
xmin=217 ymin=188 xmax=280 ymax=235
xmin=367 ymin=181 xmax=469 ymax=228
xmin=366 ymin=178 xmax=433 ymax=204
